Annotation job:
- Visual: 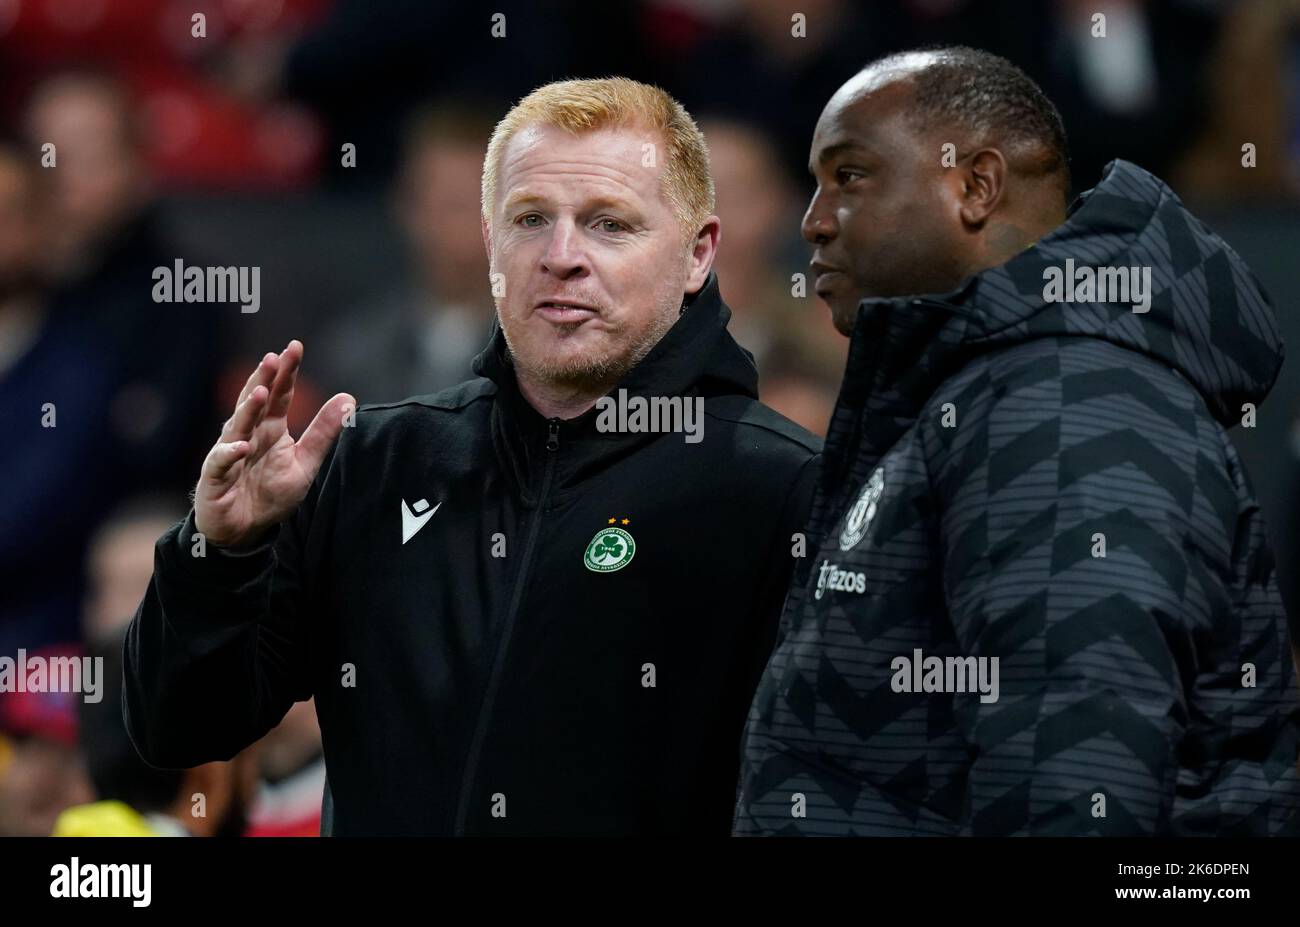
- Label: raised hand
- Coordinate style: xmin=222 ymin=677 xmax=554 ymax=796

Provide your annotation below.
xmin=194 ymin=340 xmax=355 ymax=547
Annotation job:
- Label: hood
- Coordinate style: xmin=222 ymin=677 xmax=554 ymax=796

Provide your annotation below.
xmin=470 ymin=271 xmax=758 ymax=499
xmin=821 ymin=160 xmax=1284 ymax=496
xmin=964 ymin=159 xmax=1283 ymax=424
xmin=844 ymin=159 xmax=1283 ymax=428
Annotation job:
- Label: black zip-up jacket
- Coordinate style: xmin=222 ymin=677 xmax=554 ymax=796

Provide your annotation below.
xmin=123 ymin=274 xmax=821 ymax=835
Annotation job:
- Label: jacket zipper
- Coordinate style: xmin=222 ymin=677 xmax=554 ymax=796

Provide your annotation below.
xmin=452 ymin=417 xmax=561 ymax=834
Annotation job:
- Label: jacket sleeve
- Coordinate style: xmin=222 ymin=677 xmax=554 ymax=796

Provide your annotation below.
xmin=928 ymin=368 xmax=1300 ymax=835
xmin=122 ymin=444 xmax=334 ymax=769
xmin=761 ymin=450 xmax=821 ymax=640
xmin=728 ymin=451 xmax=821 ymax=804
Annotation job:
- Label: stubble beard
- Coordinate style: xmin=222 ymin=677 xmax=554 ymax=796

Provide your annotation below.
xmin=502 ymin=293 xmax=681 ymax=395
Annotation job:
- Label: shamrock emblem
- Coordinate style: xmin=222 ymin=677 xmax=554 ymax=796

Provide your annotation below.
xmin=593 ymin=535 xmax=624 ymax=563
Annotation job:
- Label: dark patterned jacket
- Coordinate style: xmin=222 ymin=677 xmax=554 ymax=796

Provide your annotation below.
xmin=735 ymin=160 xmax=1300 ymax=835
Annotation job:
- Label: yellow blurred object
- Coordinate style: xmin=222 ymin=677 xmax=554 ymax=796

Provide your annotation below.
xmin=0 ymin=733 xmax=11 ymax=776
xmin=51 ymin=800 xmax=161 ymax=837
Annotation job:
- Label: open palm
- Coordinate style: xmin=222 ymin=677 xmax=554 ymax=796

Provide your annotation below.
xmin=194 ymin=340 xmax=355 ymax=547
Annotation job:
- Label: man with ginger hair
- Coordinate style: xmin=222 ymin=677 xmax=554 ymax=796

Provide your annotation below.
xmin=124 ymin=78 xmax=821 ymax=835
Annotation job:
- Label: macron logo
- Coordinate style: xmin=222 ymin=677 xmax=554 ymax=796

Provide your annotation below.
xmin=401 ymin=498 xmax=441 ymax=544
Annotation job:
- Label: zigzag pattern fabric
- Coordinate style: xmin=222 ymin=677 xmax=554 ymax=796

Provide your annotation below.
xmin=735 ymin=160 xmax=1300 ymax=836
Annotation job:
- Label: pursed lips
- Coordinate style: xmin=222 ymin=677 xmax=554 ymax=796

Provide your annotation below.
xmin=534 ymin=299 xmax=599 ymax=324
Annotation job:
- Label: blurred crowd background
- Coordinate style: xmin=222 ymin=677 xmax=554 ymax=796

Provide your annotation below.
xmin=2 ymin=0 xmax=1299 ymax=837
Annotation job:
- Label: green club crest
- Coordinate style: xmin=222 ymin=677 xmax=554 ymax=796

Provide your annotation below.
xmin=584 ymin=526 xmax=636 ymax=573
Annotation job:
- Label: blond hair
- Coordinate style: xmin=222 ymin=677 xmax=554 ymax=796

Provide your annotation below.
xmin=481 ymin=77 xmax=714 ymax=242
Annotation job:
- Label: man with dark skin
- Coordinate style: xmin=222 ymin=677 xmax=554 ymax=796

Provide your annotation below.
xmin=736 ymin=47 xmax=1300 ymax=836
xmin=805 ymin=51 xmax=1066 ymax=324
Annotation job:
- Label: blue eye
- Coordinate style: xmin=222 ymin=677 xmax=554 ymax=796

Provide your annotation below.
xmin=518 ymin=214 xmax=543 ymax=227
xmin=597 ymin=218 xmax=625 ymax=233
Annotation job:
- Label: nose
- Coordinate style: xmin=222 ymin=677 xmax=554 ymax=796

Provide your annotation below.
xmin=540 ymin=217 xmax=589 ymax=280
xmin=802 ymin=189 xmax=837 ymax=245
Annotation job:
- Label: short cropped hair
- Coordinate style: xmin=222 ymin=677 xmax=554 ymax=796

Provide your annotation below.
xmin=865 ymin=46 xmax=1071 ymax=197
xmin=481 ymin=77 xmax=714 ymax=242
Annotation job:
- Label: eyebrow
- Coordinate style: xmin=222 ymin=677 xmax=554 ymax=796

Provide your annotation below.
xmin=812 ymin=140 xmax=871 ymax=171
xmin=501 ymin=191 xmax=546 ymax=212
xmin=501 ymin=190 xmax=642 ymax=216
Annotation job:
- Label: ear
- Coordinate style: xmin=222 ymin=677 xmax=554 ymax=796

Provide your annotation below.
xmin=481 ymin=213 xmax=493 ymax=264
xmin=684 ymin=215 xmax=721 ymax=294
xmin=957 ymin=149 xmax=1007 ymax=228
